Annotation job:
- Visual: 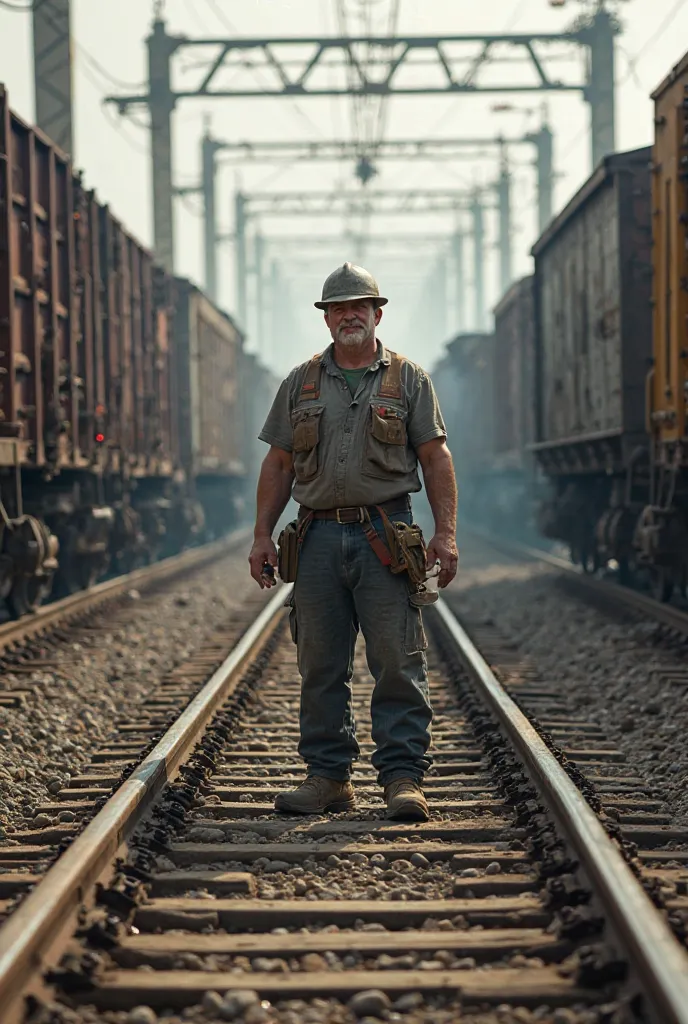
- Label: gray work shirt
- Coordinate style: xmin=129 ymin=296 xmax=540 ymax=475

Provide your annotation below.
xmin=259 ymin=341 xmax=447 ymax=509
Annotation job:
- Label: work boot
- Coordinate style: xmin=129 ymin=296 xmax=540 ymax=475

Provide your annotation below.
xmin=274 ymin=775 xmax=356 ymax=815
xmin=384 ymin=778 xmax=429 ymax=822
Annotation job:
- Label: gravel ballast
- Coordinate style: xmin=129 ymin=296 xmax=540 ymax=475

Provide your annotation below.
xmin=0 ymin=543 xmax=270 ymax=841
xmin=448 ymin=535 xmax=688 ymax=825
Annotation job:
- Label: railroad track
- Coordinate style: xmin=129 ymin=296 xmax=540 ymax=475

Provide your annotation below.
xmin=0 ymin=530 xmax=251 ymax=710
xmin=0 ymin=586 xmax=687 ymax=1023
xmin=460 ymin=526 xmax=688 ymax=640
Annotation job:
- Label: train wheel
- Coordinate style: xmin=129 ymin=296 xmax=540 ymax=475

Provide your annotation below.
xmin=7 ymin=575 xmax=50 ymax=618
xmin=651 ymin=568 xmax=674 ymax=603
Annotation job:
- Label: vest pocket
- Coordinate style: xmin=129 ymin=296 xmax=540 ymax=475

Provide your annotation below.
xmin=291 ymin=406 xmax=323 ymax=482
xmin=363 ymin=402 xmax=409 ymax=477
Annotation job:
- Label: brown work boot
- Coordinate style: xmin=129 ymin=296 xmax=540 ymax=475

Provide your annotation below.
xmin=274 ymin=775 xmax=356 ymax=815
xmin=384 ymin=778 xmax=429 ymax=822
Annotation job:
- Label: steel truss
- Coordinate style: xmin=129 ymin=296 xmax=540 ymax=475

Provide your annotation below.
xmin=104 ymin=10 xmax=617 ymax=277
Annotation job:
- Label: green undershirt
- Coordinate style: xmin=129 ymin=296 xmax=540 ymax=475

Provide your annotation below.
xmin=338 ymin=364 xmax=371 ymax=396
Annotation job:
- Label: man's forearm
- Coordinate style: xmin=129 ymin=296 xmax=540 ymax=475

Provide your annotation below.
xmin=254 ymin=455 xmax=294 ymax=538
xmin=423 ymin=448 xmax=458 ymax=537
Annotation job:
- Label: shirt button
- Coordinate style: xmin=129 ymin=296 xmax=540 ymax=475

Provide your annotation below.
xmin=338 ymin=458 xmax=345 ymax=463
xmin=344 ymin=428 xmax=351 ymax=434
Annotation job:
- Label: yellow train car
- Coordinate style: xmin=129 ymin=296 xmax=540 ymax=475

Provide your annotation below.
xmin=635 ymin=53 xmax=688 ymax=598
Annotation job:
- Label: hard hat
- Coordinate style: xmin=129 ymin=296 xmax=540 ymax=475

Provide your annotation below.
xmin=314 ymin=262 xmax=388 ymax=310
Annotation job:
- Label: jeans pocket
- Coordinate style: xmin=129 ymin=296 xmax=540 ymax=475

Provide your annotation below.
xmin=404 ymin=603 xmax=428 ymax=655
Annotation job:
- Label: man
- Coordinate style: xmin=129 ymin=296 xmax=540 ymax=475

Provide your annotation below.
xmin=248 ymin=263 xmax=458 ymax=822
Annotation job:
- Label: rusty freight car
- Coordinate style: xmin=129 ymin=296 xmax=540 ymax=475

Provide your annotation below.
xmin=0 ymin=84 xmax=199 ymax=611
xmin=635 ymin=53 xmax=688 ymax=599
xmin=531 ymin=146 xmax=653 ymax=574
xmin=0 ymin=85 xmax=263 ymax=615
xmin=172 ymin=279 xmax=246 ymax=539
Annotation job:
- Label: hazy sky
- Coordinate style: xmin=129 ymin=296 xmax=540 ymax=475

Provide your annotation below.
xmin=1 ymin=0 xmax=687 ymax=372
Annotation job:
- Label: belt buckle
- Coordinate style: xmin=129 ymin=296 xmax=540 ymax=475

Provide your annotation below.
xmin=336 ymin=506 xmax=364 ymax=524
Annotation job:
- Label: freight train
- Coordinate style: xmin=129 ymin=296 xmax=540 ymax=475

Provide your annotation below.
xmin=0 ymin=86 xmax=274 ymax=616
xmin=434 ymin=277 xmax=539 ymax=542
xmin=436 ymin=49 xmax=688 ymax=600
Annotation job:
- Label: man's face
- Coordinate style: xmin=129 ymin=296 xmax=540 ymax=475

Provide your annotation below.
xmin=324 ymin=298 xmax=383 ymax=347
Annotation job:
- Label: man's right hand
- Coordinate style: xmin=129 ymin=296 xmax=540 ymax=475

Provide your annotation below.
xmin=249 ymin=535 xmax=279 ymax=589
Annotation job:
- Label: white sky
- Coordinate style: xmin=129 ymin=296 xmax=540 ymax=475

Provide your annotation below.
xmin=1 ymin=0 xmax=687 ymax=373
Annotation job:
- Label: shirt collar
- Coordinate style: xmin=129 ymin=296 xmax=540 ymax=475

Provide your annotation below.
xmin=321 ymin=340 xmax=389 ymax=375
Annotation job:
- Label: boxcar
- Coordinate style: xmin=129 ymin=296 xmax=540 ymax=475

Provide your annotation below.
xmin=531 ymin=146 xmax=653 ymax=571
xmin=172 ymin=279 xmax=246 ymax=538
xmin=635 ymin=54 xmax=688 ymax=597
xmin=0 ymin=84 xmax=268 ymax=615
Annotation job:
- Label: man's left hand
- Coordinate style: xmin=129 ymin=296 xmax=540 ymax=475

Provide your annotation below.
xmin=426 ymin=533 xmax=459 ymax=589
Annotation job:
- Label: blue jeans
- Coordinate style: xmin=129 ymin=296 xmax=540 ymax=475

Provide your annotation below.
xmin=291 ymin=512 xmax=433 ymax=786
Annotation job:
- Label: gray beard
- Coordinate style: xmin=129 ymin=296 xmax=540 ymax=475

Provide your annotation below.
xmin=336 ymin=327 xmax=373 ymax=348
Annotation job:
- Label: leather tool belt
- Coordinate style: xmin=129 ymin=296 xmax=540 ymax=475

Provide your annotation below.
xmin=296 ymin=496 xmax=436 ymax=605
xmin=298 ymin=496 xmax=411 ymax=524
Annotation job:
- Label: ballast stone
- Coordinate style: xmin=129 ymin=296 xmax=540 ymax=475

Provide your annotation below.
xmin=126 ymin=1008 xmax=157 ymax=1024
xmin=348 ymin=990 xmax=392 ymax=1017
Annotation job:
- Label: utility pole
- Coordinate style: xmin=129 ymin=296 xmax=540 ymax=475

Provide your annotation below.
xmin=147 ymin=16 xmax=176 ymax=271
xmin=527 ymin=122 xmax=554 ymax=233
xmin=202 ymin=125 xmax=220 ymax=302
xmin=33 ymin=0 xmax=73 ymax=155
xmin=234 ymin=191 xmax=248 ymax=331
xmin=471 ymin=192 xmax=485 ymax=333
xmin=582 ymin=6 xmax=616 ymax=165
xmin=453 ymin=231 xmax=466 ymax=334
xmin=255 ymin=232 xmax=265 ymax=358
xmin=271 ymin=260 xmax=280 ymax=362
xmin=434 ymin=256 xmax=448 ymax=344
xmin=497 ymin=144 xmax=512 ymax=296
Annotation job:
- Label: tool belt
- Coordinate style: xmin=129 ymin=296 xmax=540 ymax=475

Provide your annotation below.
xmin=281 ymin=496 xmax=437 ymax=605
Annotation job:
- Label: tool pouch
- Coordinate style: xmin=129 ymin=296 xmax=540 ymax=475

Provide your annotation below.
xmin=376 ymin=510 xmax=439 ymax=606
xmin=277 ymin=513 xmax=314 ymax=583
xmin=277 ymin=521 xmax=299 ymax=583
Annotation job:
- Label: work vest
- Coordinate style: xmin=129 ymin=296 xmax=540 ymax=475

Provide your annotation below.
xmin=298 ymin=349 xmax=405 ymax=404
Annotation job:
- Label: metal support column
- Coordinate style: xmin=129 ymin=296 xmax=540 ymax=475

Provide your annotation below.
xmin=471 ymin=192 xmax=485 ymax=332
xmin=147 ymin=17 xmax=176 ymax=270
xmin=585 ymin=7 xmax=616 ymax=167
xmin=453 ymin=231 xmax=466 ymax=334
xmin=436 ymin=256 xmax=447 ymax=343
xmin=255 ymin=233 xmax=265 ymax=357
xmin=202 ymin=128 xmax=219 ymax=302
xmin=271 ymin=260 xmax=280 ymax=361
xmin=529 ymin=123 xmax=553 ymax=233
xmin=498 ymin=146 xmax=512 ymax=297
xmin=33 ymin=0 xmax=73 ymax=155
xmin=234 ymin=191 xmax=248 ymax=331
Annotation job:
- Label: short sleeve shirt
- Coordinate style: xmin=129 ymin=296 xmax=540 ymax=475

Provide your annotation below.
xmin=259 ymin=341 xmax=447 ymax=509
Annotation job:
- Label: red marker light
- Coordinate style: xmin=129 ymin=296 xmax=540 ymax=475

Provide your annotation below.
xmin=95 ymin=433 xmax=105 ymax=443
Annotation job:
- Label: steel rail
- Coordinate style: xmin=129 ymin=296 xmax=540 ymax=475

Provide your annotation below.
xmin=0 ymin=582 xmax=291 ymax=1024
xmin=461 ymin=526 xmax=688 ymax=637
xmin=434 ymin=597 xmax=688 ymax=1024
xmin=0 ymin=527 xmax=252 ymax=653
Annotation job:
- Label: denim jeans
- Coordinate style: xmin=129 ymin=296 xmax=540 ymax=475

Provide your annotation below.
xmin=291 ymin=511 xmax=433 ymax=786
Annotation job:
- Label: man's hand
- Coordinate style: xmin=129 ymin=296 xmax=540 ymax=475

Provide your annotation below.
xmin=426 ymin=532 xmax=459 ymax=589
xmin=249 ymin=535 xmax=279 ymax=589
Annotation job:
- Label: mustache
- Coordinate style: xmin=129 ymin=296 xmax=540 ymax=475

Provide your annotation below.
xmin=337 ymin=321 xmax=367 ymax=332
